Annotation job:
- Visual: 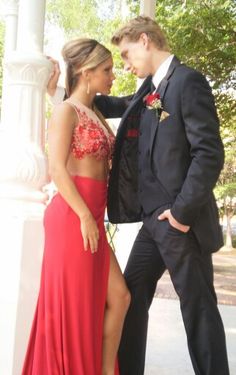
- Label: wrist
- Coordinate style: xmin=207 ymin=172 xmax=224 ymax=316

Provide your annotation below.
xmin=47 ymin=86 xmax=56 ymax=97
xmin=79 ymin=210 xmax=92 ymax=221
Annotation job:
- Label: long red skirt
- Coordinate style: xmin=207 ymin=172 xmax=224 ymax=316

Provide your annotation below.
xmin=22 ymin=176 xmax=119 ymax=375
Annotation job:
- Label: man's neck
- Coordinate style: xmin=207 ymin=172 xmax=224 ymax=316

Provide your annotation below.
xmin=150 ymin=50 xmax=171 ymax=75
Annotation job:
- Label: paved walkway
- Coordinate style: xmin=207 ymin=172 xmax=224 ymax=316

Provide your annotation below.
xmin=145 ymin=298 xmax=236 ymax=374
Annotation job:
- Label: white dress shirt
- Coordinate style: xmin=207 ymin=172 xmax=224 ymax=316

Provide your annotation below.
xmin=51 ymin=86 xmax=66 ymax=105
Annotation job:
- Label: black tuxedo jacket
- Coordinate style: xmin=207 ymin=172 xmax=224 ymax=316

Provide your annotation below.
xmin=95 ymin=56 xmax=224 ymax=252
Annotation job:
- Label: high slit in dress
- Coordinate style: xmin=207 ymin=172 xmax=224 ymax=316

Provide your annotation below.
xmin=22 ymin=101 xmax=119 ymax=375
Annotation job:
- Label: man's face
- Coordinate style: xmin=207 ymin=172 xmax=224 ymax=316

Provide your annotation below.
xmin=118 ymin=36 xmax=152 ymax=78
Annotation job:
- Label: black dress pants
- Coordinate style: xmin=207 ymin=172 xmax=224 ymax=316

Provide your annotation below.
xmin=118 ymin=208 xmax=229 ymax=375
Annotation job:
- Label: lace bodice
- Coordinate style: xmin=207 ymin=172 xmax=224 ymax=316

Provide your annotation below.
xmin=67 ymin=101 xmax=115 ymax=161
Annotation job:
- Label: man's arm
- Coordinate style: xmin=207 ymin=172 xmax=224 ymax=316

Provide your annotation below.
xmin=95 ymin=95 xmax=133 ymax=118
xmin=171 ymin=70 xmax=224 ymax=226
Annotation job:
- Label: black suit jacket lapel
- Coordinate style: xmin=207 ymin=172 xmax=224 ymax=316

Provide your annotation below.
xmin=149 ymin=78 xmax=169 ymax=154
xmin=149 ymin=56 xmax=181 ymax=159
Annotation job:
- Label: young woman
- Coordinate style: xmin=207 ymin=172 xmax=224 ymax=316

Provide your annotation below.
xmin=22 ymin=38 xmax=130 ymax=375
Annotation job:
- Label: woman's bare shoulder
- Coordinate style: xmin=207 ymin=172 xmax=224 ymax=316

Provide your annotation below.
xmin=50 ymin=101 xmax=77 ymax=127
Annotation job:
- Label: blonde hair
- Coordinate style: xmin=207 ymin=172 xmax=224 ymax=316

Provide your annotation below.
xmin=62 ymin=38 xmax=111 ymax=96
xmin=111 ymin=16 xmax=169 ymax=51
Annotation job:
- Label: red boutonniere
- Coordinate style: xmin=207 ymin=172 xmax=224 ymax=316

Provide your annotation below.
xmin=144 ymin=93 xmax=162 ymax=112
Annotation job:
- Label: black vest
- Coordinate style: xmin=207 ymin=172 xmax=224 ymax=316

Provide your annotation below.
xmin=138 ymin=105 xmax=172 ymax=215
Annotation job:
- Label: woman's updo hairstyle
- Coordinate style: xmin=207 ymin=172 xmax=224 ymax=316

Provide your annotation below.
xmin=62 ymin=38 xmax=111 ymax=96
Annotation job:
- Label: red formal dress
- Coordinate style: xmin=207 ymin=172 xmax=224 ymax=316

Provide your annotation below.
xmin=22 ymin=101 xmax=118 ymax=375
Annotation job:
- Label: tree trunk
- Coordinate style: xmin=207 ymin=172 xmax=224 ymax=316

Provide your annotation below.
xmin=225 ymin=213 xmax=233 ymax=249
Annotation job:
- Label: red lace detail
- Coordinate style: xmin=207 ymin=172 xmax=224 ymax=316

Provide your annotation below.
xmin=71 ymin=108 xmax=115 ymax=161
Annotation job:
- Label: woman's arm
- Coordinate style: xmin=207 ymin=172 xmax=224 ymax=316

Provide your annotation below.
xmin=48 ymin=103 xmax=99 ymax=252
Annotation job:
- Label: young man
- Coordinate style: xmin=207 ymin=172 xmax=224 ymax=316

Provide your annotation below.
xmin=48 ymin=16 xmax=229 ymax=375
xmin=97 ymin=16 xmax=229 ymax=375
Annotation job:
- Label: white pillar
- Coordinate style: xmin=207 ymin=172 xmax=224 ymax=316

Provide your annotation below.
xmin=140 ymin=0 xmax=156 ymax=18
xmin=2 ymin=0 xmax=19 ymax=53
xmin=17 ymin=0 xmax=45 ymax=54
xmin=0 ymin=0 xmax=52 ymax=374
xmin=0 ymin=0 xmax=19 ymax=125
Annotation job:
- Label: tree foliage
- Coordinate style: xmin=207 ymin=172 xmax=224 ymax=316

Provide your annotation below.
xmin=46 ymin=0 xmax=137 ymax=96
xmin=155 ymin=0 xmax=236 ymax=90
xmin=47 ymin=0 xmax=100 ymax=39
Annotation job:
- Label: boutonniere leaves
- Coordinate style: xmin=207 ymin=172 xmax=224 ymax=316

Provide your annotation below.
xmin=144 ymin=93 xmax=162 ymax=116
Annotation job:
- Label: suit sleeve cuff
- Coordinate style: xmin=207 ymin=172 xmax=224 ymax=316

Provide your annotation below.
xmin=170 ymin=204 xmax=200 ymax=227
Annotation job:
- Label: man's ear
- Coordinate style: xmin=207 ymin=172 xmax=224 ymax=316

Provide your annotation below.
xmin=139 ymin=32 xmax=149 ymax=47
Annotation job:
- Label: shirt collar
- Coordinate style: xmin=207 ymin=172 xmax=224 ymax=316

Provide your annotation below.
xmin=152 ymin=54 xmax=174 ymax=90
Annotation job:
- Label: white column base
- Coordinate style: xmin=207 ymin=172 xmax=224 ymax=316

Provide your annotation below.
xmin=0 ymin=203 xmax=45 ymax=375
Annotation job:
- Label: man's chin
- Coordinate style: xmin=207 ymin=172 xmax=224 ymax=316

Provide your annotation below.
xmin=136 ymin=72 xmax=149 ymax=79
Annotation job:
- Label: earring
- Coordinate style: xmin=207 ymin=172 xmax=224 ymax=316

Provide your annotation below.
xmin=87 ymin=81 xmax=90 ymax=95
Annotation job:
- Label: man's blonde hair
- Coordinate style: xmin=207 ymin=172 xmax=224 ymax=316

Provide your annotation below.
xmin=111 ymin=16 xmax=169 ymax=51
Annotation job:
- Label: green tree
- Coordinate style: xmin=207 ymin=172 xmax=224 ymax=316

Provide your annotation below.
xmin=215 ymin=95 xmax=236 ymax=249
xmin=47 ymin=0 xmax=100 ymax=39
xmin=155 ymin=0 xmax=236 ymax=90
xmin=215 ymin=182 xmax=236 ymax=249
xmin=46 ymin=0 xmax=137 ymax=96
